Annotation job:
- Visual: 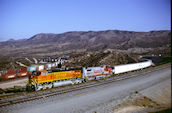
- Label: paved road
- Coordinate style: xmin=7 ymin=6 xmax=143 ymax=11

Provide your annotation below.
xmin=1 ymin=65 xmax=171 ymax=113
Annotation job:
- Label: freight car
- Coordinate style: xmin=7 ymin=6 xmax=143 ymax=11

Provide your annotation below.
xmin=17 ymin=67 xmax=28 ymax=77
xmin=1 ymin=69 xmax=17 ymax=79
xmin=1 ymin=73 xmax=17 ymax=80
xmin=1 ymin=67 xmax=28 ymax=80
xmin=112 ymin=60 xmax=152 ymax=74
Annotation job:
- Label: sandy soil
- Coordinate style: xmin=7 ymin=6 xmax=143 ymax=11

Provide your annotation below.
xmin=0 ymin=78 xmax=27 ymax=89
xmin=113 ymin=78 xmax=171 ymax=113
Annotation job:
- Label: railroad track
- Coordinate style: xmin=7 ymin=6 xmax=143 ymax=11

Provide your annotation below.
xmin=0 ymin=93 xmax=15 ymax=99
xmin=0 ymin=64 xmax=170 ymax=108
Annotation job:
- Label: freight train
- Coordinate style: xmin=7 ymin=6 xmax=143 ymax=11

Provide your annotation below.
xmin=27 ymin=60 xmax=152 ymax=91
xmin=1 ymin=67 xmax=28 ymax=80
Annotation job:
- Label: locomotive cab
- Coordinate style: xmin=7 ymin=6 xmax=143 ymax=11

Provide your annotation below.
xmin=27 ymin=71 xmax=43 ymax=91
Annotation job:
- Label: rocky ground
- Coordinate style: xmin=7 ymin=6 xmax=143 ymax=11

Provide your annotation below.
xmin=63 ymin=51 xmax=137 ymax=68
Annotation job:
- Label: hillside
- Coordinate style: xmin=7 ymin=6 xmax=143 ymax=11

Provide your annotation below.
xmin=0 ymin=30 xmax=170 ymax=70
xmin=0 ymin=30 xmax=170 ymax=58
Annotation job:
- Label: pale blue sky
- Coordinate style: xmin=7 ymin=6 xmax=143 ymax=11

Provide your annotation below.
xmin=0 ymin=0 xmax=171 ymax=41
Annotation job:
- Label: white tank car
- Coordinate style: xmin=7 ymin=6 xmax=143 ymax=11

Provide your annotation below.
xmin=113 ymin=60 xmax=152 ymax=74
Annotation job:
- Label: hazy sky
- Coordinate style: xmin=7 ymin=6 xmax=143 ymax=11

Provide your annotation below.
xmin=0 ymin=0 xmax=171 ymax=41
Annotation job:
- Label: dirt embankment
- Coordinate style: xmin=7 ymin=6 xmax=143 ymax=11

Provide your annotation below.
xmin=113 ymin=78 xmax=171 ymax=113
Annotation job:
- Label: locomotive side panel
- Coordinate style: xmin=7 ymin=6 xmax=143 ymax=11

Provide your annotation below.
xmin=83 ymin=66 xmax=112 ymax=79
xmin=84 ymin=67 xmax=104 ymax=77
xmin=52 ymin=70 xmax=81 ymax=81
xmin=35 ymin=70 xmax=82 ymax=84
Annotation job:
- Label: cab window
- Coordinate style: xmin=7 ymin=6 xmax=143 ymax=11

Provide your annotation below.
xmin=42 ymin=72 xmax=47 ymax=76
xmin=32 ymin=71 xmax=41 ymax=76
xmin=87 ymin=69 xmax=91 ymax=71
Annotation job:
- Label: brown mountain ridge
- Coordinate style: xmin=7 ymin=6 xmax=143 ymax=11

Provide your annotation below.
xmin=0 ymin=30 xmax=171 ymax=58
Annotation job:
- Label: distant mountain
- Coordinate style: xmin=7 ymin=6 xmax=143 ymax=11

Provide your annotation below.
xmin=7 ymin=39 xmax=16 ymax=42
xmin=0 ymin=30 xmax=170 ymax=58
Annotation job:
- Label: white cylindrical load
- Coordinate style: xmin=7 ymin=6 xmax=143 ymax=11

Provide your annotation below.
xmin=139 ymin=60 xmax=152 ymax=68
xmin=38 ymin=65 xmax=44 ymax=71
xmin=53 ymin=81 xmax=73 ymax=87
xmin=114 ymin=60 xmax=152 ymax=74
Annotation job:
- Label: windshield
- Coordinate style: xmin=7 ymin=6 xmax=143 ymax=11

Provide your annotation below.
xmin=32 ymin=71 xmax=41 ymax=76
